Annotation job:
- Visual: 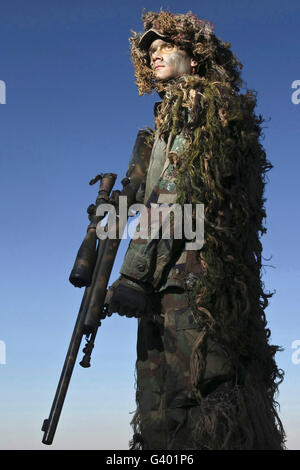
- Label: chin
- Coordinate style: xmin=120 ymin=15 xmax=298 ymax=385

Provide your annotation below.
xmin=155 ymin=72 xmax=175 ymax=81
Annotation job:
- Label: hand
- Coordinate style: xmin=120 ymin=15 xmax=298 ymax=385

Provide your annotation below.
xmin=104 ymin=276 xmax=153 ymax=318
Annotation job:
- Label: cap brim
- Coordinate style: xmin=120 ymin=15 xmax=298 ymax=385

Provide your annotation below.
xmin=139 ymin=29 xmax=170 ymax=51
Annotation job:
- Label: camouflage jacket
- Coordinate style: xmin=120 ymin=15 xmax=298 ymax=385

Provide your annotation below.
xmin=120 ymin=103 xmax=202 ymax=293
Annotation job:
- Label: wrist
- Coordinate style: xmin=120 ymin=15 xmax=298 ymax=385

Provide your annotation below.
xmin=121 ymin=275 xmax=153 ymax=295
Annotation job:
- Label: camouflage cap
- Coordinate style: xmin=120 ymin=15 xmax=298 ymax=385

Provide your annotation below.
xmin=139 ymin=28 xmax=171 ymax=51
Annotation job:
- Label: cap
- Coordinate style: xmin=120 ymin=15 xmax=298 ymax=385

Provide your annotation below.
xmin=139 ymin=28 xmax=171 ymax=51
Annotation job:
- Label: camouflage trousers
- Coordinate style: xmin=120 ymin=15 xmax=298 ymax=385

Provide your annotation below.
xmin=133 ymin=289 xmax=233 ymax=450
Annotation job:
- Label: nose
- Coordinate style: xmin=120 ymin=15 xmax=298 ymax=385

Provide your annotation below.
xmin=151 ymin=49 xmax=162 ymax=64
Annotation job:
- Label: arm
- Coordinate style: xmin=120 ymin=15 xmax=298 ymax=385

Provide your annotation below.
xmin=120 ymin=132 xmax=187 ymax=289
xmin=107 ymin=132 xmax=189 ymax=317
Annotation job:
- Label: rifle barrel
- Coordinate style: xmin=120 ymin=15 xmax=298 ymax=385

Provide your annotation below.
xmin=41 ymin=237 xmax=109 ymax=445
xmin=41 ymin=287 xmax=91 ymax=445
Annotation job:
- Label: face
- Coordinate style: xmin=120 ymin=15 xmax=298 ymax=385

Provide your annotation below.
xmin=149 ymin=39 xmax=197 ymax=81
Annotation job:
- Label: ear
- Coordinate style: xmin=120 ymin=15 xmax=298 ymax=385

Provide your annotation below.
xmin=190 ymin=58 xmax=198 ymax=75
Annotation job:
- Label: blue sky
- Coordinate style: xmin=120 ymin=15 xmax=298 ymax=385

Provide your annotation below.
xmin=0 ymin=0 xmax=299 ymax=450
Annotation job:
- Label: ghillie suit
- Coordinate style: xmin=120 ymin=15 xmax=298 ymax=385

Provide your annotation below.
xmin=124 ymin=10 xmax=285 ymax=450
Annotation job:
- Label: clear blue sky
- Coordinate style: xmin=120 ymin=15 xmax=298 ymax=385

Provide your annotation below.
xmin=0 ymin=0 xmax=299 ymax=450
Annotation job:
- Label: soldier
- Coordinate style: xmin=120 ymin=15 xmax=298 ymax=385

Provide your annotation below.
xmin=105 ymin=10 xmax=286 ymax=450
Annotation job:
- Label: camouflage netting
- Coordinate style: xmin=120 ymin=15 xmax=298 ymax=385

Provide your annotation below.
xmin=129 ymin=10 xmax=286 ymax=450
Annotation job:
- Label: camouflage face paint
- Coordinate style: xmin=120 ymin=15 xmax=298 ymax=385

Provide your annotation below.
xmin=150 ymin=39 xmax=192 ymax=81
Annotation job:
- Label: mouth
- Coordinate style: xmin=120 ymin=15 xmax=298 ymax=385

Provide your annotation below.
xmin=154 ymin=64 xmax=165 ymax=70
